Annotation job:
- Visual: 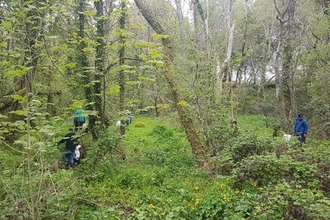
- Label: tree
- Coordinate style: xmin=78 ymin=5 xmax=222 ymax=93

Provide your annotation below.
xmin=274 ymin=0 xmax=298 ymax=130
xmin=75 ymin=0 xmax=98 ymax=139
xmin=133 ymin=0 xmax=206 ymax=165
xmin=215 ymin=0 xmax=236 ymax=99
xmin=94 ymin=0 xmax=106 ymax=125
xmin=118 ymin=0 xmax=128 ymax=113
xmin=6 ymin=0 xmax=46 ymax=122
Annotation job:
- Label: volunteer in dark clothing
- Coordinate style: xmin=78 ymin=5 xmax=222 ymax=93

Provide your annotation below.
xmin=58 ymin=128 xmax=78 ymax=167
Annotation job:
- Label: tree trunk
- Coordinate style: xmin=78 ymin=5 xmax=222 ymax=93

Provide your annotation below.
xmin=274 ymin=0 xmax=297 ymax=131
xmin=119 ymin=0 xmax=127 ymax=136
xmin=215 ymin=0 xmax=235 ymax=103
xmin=10 ymin=0 xmax=44 ymax=121
xmin=134 ymin=0 xmax=206 ymax=165
xmin=192 ymin=0 xmax=205 ymax=51
xmin=119 ymin=0 xmax=127 ymax=112
xmin=77 ymin=0 xmax=98 ymax=140
xmin=236 ymin=0 xmax=248 ymax=84
xmin=174 ymin=0 xmax=185 ymax=49
xmin=94 ymin=0 xmax=105 ymax=124
xmin=215 ymin=24 xmax=235 ymax=99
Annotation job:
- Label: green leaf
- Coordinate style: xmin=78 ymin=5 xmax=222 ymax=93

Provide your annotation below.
xmin=146 ymin=60 xmax=164 ymax=67
xmin=0 ymin=60 xmax=11 ymax=67
xmin=5 ymin=68 xmax=31 ymax=77
xmin=126 ymin=81 xmax=142 ymax=86
xmin=11 ymin=94 xmax=26 ymax=102
xmin=137 ymin=76 xmax=155 ymax=82
xmin=1 ymin=21 xmax=12 ymax=30
xmin=148 ymin=49 xmax=160 ymax=59
xmin=9 ymin=110 xmax=27 ymax=116
xmin=151 ymin=33 xmax=169 ymax=39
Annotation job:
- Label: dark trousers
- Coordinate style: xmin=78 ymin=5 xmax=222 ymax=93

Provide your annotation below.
xmin=296 ymin=134 xmax=306 ymax=143
xmin=64 ymin=150 xmax=74 ymax=166
xmin=74 ymin=121 xmax=84 ymax=131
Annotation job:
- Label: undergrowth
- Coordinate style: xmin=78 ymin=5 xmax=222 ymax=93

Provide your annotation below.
xmin=1 ymin=115 xmax=330 ymax=219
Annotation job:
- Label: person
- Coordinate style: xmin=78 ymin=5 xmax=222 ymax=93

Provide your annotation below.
xmin=58 ymin=128 xmax=79 ymax=168
xmin=293 ymin=114 xmax=308 ymax=143
xmin=125 ymin=113 xmax=132 ymax=125
xmin=74 ymin=106 xmax=85 ymax=131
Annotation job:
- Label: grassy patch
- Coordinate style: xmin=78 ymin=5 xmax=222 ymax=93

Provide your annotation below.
xmin=236 ymin=114 xmax=276 ymax=137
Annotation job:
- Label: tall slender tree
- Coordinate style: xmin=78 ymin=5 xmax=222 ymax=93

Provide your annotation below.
xmin=75 ymin=0 xmax=99 ymax=139
xmin=9 ymin=0 xmax=46 ymax=120
xmin=119 ymin=0 xmax=127 ymax=113
xmin=94 ymin=0 xmax=106 ymax=125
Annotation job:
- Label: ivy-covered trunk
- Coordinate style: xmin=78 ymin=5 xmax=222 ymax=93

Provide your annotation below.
xmin=76 ymin=0 xmax=98 ymax=140
xmin=280 ymin=42 xmax=295 ymax=129
xmin=119 ymin=0 xmax=127 ymax=112
xmin=118 ymin=0 xmax=127 ymax=135
xmin=94 ymin=0 xmax=105 ymax=125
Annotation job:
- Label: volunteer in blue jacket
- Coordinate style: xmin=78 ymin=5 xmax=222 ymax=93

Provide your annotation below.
xmin=293 ymin=114 xmax=309 ymax=143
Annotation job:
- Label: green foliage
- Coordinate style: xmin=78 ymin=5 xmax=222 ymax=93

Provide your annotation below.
xmin=151 ymin=125 xmax=174 ymax=139
xmin=77 ymin=128 xmax=121 ymax=182
xmin=236 ymin=114 xmax=275 ymax=137
xmin=249 ymin=183 xmax=330 ymax=219
xmin=233 ymin=153 xmax=318 ymax=187
xmin=117 ymin=166 xmax=166 ymax=189
xmin=130 ymin=176 xmax=228 ymax=220
xmin=230 ymin=134 xmax=274 ymax=162
xmin=0 ymin=95 xmax=98 ymax=219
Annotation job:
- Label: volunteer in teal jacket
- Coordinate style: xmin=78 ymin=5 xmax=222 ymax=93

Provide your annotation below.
xmin=74 ymin=106 xmax=85 ymax=131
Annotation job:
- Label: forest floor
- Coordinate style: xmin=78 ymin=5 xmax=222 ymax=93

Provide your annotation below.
xmin=3 ymin=114 xmax=330 ymax=219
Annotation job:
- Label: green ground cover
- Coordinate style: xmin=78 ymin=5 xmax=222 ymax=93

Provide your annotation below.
xmin=1 ymin=115 xmax=330 ymax=219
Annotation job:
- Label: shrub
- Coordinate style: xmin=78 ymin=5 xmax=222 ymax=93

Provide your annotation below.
xmin=250 ymin=183 xmax=330 ymax=219
xmin=151 ymin=125 xmax=174 ymax=139
xmin=233 ymin=154 xmax=318 ymax=188
xmin=230 ymin=134 xmax=274 ymax=163
xmin=134 ymin=121 xmax=146 ymax=127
